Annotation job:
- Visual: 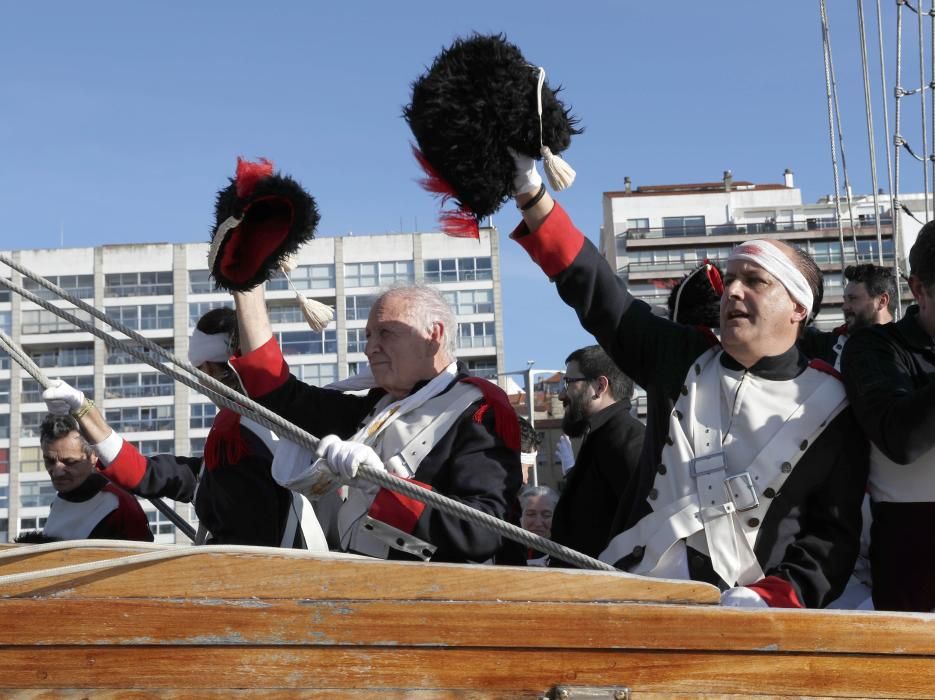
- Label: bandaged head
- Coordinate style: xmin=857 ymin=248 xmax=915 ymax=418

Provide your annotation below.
xmin=188 ymin=328 xmax=232 ymax=367
xmin=727 ymin=240 xmax=814 ymax=313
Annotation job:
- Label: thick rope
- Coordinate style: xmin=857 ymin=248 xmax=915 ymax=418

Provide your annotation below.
xmin=0 ymin=266 xmax=615 ymax=572
xmin=0 ymin=329 xmax=197 ymax=542
xmin=918 ymin=0 xmax=931 ymax=220
xmin=858 ymin=0 xmax=885 ymax=264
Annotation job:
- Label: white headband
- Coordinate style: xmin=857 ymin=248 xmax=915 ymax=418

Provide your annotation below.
xmin=727 ymin=239 xmax=814 ymax=312
xmin=188 ymin=328 xmax=232 ymax=367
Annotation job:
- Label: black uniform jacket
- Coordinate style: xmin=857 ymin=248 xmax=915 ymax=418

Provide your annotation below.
xmin=511 ymin=202 xmax=869 ymax=608
xmin=549 ymin=400 xmax=645 ymax=564
xmin=841 ymin=305 xmax=935 ymax=611
xmin=230 ymin=339 xmax=523 ymax=564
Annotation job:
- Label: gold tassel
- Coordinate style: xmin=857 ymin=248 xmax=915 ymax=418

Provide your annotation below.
xmin=280 ymin=257 xmax=334 ymax=332
xmin=541 ymin=146 xmax=576 ymax=191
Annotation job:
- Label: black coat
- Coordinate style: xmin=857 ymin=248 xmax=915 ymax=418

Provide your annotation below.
xmin=550 ymin=401 xmax=645 ymax=564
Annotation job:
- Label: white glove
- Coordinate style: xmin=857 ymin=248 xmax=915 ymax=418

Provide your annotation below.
xmin=719 ymin=586 xmax=769 ymax=608
xmin=554 ymin=434 xmax=575 ymax=475
xmin=509 ymin=148 xmax=543 ymax=196
xmin=42 ymin=379 xmax=86 ymax=416
xmin=316 ymin=434 xmax=385 ymax=481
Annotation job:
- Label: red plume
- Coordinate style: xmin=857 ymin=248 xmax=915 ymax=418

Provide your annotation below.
xmin=235 ymin=157 xmax=274 ymax=198
xmin=704 ymin=259 xmax=724 ymax=295
xmin=412 ymin=146 xmax=479 ymax=239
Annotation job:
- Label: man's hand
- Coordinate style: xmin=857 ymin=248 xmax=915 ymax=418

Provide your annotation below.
xmin=42 ymin=379 xmax=85 ymax=416
xmin=316 ymin=435 xmax=385 ymax=480
xmin=509 ymin=148 xmax=543 ymax=196
xmin=719 ymin=586 xmax=769 ymax=608
xmin=554 ymin=434 xmax=575 ymax=475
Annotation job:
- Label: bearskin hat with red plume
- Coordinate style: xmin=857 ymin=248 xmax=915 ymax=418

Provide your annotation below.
xmin=404 ymin=34 xmax=581 ymax=238
xmin=209 ymin=158 xmax=319 ymax=292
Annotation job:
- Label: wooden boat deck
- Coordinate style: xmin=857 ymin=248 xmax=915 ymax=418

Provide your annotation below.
xmin=0 ymin=542 xmax=932 ymax=698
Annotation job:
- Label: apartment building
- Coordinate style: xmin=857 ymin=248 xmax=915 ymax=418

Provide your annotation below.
xmin=0 ymin=227 xmax=505 ymax=543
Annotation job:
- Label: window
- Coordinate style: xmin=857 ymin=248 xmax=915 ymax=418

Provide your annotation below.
xmin=21 ymin=412 xmax=47 ymax=438
xmin=423 ymin=257 xmax=492 ymax=283
xmin=0 ymin=378 xmax=8 ymax=404
xmin=0 ymin=351 xmax=8 ymax=370
xmin=0 ymin=287 xmax=9 ymax=302
xmin=19 ymin=516 xmax=47 ymax=532
xmin=189 ymin=301 xmax=232 ymax=328
xmin=188 ymin=270 xmax=214 ymax=294
xmin=0 ymin=518 xmax=6 ymax=543
xmin=347 ymin=361 xmax=366 ymax=378
xmin=0 ymin=415 xmax=8 ymax=440
xmin=0 ymin=448 xmax=8 ymax=475
xmin=19 ymin=447 xmax=42 ymax=473
xmin=457 ymin=321 xmax=495 ymax=348
xmin=105 ymin=304 xmax=173 ymax=330
xmin=267 ymin=303 xmax=305 ymax=325
xmin=442 ymin=289 xmax=493 ymax=315
xmin=0 ymin=310 xmax=10 ymax=334
xmin=105 ymin=372 xmax=173 ymax=399
xmin=346 ymin=328 xmax=367 ymax=353
xmin=136 ymin=439 xmax=175 ymax=455
xmin=104 ymin=405 xmax=174 ymax=432
xmin=20 ymin=308 xmax=92 ymax=334
xmin=147 ymin=508 xmax=177 ymax=536
xmin=277 ymin=330 xmax=337 ymax=356
xmin=106 ymin=341 xmax=173 ymax=365
xmin=267 ymin=264 xmax=335 ymax=291
xmin=466 ymin=358 xmax=498 ymax=379
xmin=295 ymin=363 xmax=338 ymax=386
xmin=190 ymin=402 xmax=217 ymax=430
xmin=23 ymin=274 xmax=94 ymax=300
xmin=344 ymin=261 xmax=413 ymax=288
xmin=626 ymin=218 xmax=650 ymax=231
xmin=190 ymin=438 xmax=206 ymax=458
xmin=23 ymin=375 xmax=93 ymax=403
xmin=662 ymin=215 xmax=706 ymax=237
xmin=345 ymin=295 xmax=375 ymax=321
xmin=29 ymin=345 xmax=94 ymax=368
xmin=0 ymin=483 xmax=7 ymax=508
xmin=104 ymin=271 xmax=173 ymax=297
xmin=20 ymin=481 xmax=56 ymax=508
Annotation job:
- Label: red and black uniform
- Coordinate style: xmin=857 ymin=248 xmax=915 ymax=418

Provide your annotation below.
xmin=512 ymin=203 xmax=868 ymax=608
xmin=798 ymin=324 xmax=849 ymax=368
xmin=841 ymin=306 xmax=935 ymax=611
xmin=230 ymin=339 xmax=522 ymax=563
xmin=46 ymin=472 xmax=153 ymax=542
xmin=99 ymin=413 xmax=297 ymax=547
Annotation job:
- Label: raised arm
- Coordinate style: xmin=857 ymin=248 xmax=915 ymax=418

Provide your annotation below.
xmin=233 ymin=286 xmax=274 ymax=355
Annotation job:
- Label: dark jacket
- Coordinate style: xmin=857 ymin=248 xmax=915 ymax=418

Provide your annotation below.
xmin=550 ymin=400 xmax=645 ymax=564
xmin=841 ymin=305 xmax=935 ymax=611
xmin=512 ymin=203 xmax=868 ymax=608
xmin=798 ymin=324 xmax=847 ymax=366
xmin=231 ymin=339 xmax=523 ymax=564
xmin=53 ymin=472 xmax=154 ymax=542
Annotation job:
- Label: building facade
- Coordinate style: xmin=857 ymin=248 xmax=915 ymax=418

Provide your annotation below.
xmin=0 ymin=227 xmax=505 ymax=543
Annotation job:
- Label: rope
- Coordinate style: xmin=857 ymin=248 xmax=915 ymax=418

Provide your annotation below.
xmin=858 ymin=0 xmax=885 ymax=266
xmin=0 ymin=262 xmax=615 ymax=572
xmin=0 ymin=328 xmax=198 ymax=542
xmin=918 ymin=0 xmax=931 ymax=219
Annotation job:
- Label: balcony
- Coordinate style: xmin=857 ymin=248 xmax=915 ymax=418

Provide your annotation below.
xmin=622 ymin=217 xmax=894 ymax=242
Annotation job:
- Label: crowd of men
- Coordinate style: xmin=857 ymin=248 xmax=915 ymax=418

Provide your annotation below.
xmin=18 ymin=151 xmax=934 ymax=614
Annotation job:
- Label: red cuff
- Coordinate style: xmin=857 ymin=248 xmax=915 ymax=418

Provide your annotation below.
xmin=747 ymin=575 xmax=804 ymax=609
xmin=509 ymin=202 xmax=585 ymax=277
xmin=98 ymin=442 xmax=148 ymax=490
xmin=229 ymin=336 xmax=290 ymax=397
xmin=368 ymin=480 xmax=433 ymax=534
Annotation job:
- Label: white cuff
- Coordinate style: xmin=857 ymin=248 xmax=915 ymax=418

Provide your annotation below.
xmin=94 ymin=430 xmax=125 ymax=466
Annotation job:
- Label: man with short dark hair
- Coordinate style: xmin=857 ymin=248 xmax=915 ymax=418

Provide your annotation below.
xmin=39 ymin=414 xmax=153 ymax=542
xmin=841 ymin=225 xmax=935 ymax=612
xmin=549 ymin=345 xmax=645 ymax=565
xmin=799 ymin=263 xmax=896 ymax=369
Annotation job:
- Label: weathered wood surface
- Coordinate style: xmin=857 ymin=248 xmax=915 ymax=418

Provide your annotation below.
xmin=0 ymin=647 xmax=934 ymax=697
xmin=0 ymin=545 xmax=719 ymax=604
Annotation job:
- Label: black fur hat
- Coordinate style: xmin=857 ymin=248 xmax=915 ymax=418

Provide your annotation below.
xmin=405 ymin=33 xmax=580 ymax=236
xmin=209 ymin=158 xmax=319 ymax=292
xmin=667 ymin=261 xmax=724 ymax=328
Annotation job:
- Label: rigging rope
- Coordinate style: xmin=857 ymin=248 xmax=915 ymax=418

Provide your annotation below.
xmin=858 ymin=0 xmax=886 ymax=265
xmin=0 ymin=257 xmax=615 ymax=572
xmin=918 ymin=0 xmax=931 ymax=218
xmin=0 ymin=328 xmax=198 ymax=541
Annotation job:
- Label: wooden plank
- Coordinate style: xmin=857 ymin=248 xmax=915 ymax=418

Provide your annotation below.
xmin=0 ymin=548 xmax=719 ymax=604
xmin=0 ymin=647 xmax=932 ymax=697
xmin=0 ymin=598 xmax=933 ymax=657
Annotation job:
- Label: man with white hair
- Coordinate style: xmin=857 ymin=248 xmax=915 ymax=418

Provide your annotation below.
xmin=231 ymin=284 xmax=522 ymax=563
xmin=508 ymin=157 xmax=868 ymax=608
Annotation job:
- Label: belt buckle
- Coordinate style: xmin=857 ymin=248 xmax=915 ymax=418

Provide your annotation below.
xmin=690 ymin=452 xmax=725 ymax=478
xmin=724 ymin=472 xmax=759 ymax=512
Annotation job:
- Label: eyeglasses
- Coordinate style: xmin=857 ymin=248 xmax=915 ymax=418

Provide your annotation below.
xmin=560 ymin=376 xmax=592 ymax=391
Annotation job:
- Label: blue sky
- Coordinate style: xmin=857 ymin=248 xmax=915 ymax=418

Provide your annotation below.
xmin=1 ymin=2 xmax=929 ymax=372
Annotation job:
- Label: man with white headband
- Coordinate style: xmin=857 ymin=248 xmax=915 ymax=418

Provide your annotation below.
xmin=43 ymin=307 xmax=325 ymax=549
xmin=508 ymin=155 xmax=868 ymax=609
xmin=231 ymin=284 xmax=522 ymax=563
